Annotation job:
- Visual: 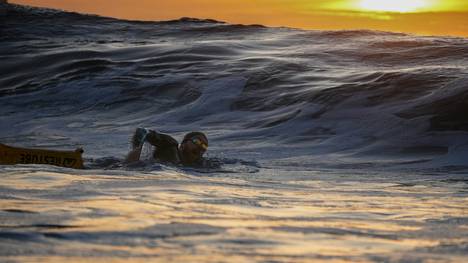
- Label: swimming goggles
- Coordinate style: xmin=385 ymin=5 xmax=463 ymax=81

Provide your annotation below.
xmin=191 ymin=137 xmax=208 ymax=151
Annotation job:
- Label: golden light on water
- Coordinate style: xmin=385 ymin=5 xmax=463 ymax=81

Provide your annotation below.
xmin=357 ymin=0 xmax=431 ymax=13
xmin=2 ymin=170 xmax=468 ymax=261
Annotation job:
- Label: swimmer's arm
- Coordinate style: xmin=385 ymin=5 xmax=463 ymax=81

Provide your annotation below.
xmin=146 ymin=130 xmax=178 ymax=147
xmin=125 ymin=147 xmax=143 ymax=163
xmin=146 ymin=130 xmax=180 ymax=164
xmin=125 ymin=128 xmax=156 ymax=163
xmin=145 ymin=130 xmax=162 ymax=146
xmin=125 ymin=129 xmax=178 ymax=163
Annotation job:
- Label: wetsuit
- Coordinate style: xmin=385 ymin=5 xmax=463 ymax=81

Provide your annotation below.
xmin=145 ymin=130 xmax=181 ymax=165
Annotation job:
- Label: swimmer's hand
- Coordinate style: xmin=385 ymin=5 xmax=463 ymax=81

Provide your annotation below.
xmin=125 ymin=127 xmax=150 ymax=163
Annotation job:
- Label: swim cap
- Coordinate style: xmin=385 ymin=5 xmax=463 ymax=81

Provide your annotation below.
xmin=183 ymin=132 xmax=208 ymax=146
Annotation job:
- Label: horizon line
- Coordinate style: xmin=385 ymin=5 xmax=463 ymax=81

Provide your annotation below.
xmin=6 ymin=2 xmax=468 ymax=38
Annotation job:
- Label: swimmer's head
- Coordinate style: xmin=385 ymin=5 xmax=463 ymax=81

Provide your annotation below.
xmin=179 ymin=132 xmax=208 ymax=165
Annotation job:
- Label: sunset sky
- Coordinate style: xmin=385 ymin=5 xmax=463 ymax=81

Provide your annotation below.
xmin=10 ymin=0 xmax=468 ymax=37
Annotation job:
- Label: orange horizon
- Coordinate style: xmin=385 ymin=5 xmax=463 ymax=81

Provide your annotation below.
xmin=9 ymin=0 xmax=468 ymax=37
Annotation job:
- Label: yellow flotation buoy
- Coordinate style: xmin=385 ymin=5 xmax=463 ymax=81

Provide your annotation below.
xmin=0 ymin=143 xmax=84 ymax=169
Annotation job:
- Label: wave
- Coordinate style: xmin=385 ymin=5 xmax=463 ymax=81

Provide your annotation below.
xmin=1 ymin=4 xmax=468 ymax=168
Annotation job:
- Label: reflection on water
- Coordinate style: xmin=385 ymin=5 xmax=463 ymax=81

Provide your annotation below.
xmin=0 ymin=166 xmax=467 ymax=262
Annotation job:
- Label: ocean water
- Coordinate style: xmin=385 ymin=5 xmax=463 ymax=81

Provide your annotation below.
xmin=1 ymin=4 xmax=467 ymax=262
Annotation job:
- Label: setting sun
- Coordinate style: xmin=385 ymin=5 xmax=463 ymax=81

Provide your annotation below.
xmin=358 ymin=0 xmax=431 ymax=12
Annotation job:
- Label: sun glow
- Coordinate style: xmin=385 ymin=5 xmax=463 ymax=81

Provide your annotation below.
xmin=358 ymin=0 xmax=430 ymax=12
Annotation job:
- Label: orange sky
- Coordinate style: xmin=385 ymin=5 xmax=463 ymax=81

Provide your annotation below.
xmin=10 ymin=0 xmax=468 ymax=37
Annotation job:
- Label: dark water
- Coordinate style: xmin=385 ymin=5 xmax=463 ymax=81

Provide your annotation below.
xmin=0 ymin=4 xmax=467 ymax=262
xmin=1 ymin=4 xmax=468 ymax=168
